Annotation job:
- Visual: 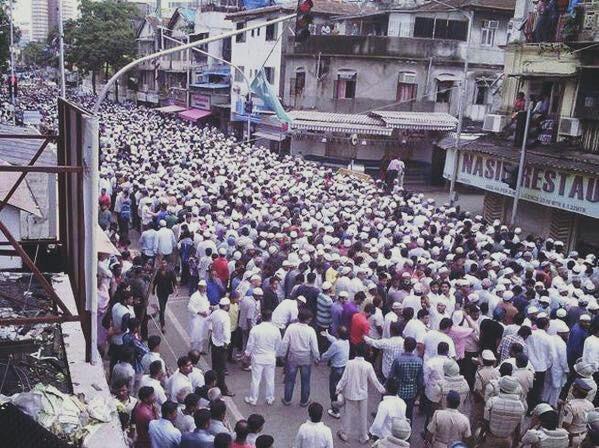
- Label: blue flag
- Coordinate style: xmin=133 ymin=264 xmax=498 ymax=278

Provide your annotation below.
xmin=250 ymin=68 xmax=291 ymax=124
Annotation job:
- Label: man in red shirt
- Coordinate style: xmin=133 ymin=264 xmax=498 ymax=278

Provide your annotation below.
xmin=99 ymin=187 xmax=111 ymax=209
xmin=350 ymin=304 xmax=374 ymax=357
xmin=212 ymin=248 xmax=230 ymax=285
xmin=132 ymin=386 xmax=158 ymax=448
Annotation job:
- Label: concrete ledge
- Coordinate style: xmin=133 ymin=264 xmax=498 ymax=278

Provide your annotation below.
xmin=53 ymin=273 xmax=128 ymax=448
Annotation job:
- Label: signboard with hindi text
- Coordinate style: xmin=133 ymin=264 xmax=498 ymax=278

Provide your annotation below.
xmin=443 ymin=149 xmax=599 ymax=219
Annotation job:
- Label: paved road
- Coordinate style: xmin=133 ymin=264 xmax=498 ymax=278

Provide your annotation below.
xmin=147 ymin=293 xmax=429 ymax=447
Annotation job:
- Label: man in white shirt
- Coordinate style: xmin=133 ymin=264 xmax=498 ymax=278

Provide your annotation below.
xmin=582 ymin=323 xmax=599 ymax=370
xmin=141 ymin=335 xmax=166 ymax=374
xmin=188 ymin=350 xmax=205 ymax=391
xmin=403 ymin=308 xmax=429 ymax=355
xmin=295 ymin=402 xmax=334 ymax=448
xmin=422 ymin=318 xmax=456 ymax=361
xmin=281 ymin=308 xmax=320 ymax=406
xmin=369 ymin=378 xmax=407 ymax=440
xmin=210 ymin=297 xmax=233 ymax=396
xmin=188 ymin=280 xmax=211 ymax=353
xmin=526 ymin=316 xmax=555 ymax=408
xmin=148 ymin=401 xmax=181 ymax=448
xmin=272 ymin=296 xmax=302 ymax=330
xmin=166 ymin=355 xmax=193 ymax=403
xmin=153 ymin=220 xmax=177 ymax=263
xmin=336 ymin=343 xmax=386 ymax=444
xmin=244 ymin=309 xmax=282 ymax=406
xmin=423 ymin=341 xmax=451 ymax=426
xmin=382 ymin=302 xmax=402 ymax=339
xmin=139 ymin=360 xmax=168 ymax=405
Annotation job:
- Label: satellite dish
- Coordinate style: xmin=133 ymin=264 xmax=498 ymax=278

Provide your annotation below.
xmin=350 ymin=133 xmax=358 ymax=146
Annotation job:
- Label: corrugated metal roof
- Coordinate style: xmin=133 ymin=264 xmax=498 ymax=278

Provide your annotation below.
xmin=288 ymin=110 xmax=386 ymax=126
xmin=409 ymin=0 xmax=516 ymax=13
xmin=371 ymin=111 xmax=458 ymax=131
xmin=288 ymin=110 xmax=458 ymax=133
xmin=226 ymin=0 xmax=373 ymax=19
xmin=291 ymin=120 xmax=394 ymax=135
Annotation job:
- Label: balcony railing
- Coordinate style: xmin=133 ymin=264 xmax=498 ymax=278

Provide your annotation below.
xmin=523 ymin=5 xmax=597 ymax=43
xmin=289 ymin=35 xmax=462 ymax=61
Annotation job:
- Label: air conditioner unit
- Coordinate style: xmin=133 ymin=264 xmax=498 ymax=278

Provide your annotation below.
xmin=558 ymin=117 xmax=582 ymax=137
xmin=482 ymin=114 xmax=508 ymax=132
xmin=398 ymin=72 xmax=417 ymax=84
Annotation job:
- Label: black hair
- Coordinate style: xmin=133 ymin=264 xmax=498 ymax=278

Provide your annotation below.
xmin=308 ymin=402 xmax=323 ymax=423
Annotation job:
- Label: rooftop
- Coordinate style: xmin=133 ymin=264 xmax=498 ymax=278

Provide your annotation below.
xmin=409 ymin=0 xmax=516 ymax=12
xmin=225 ymin=0 xmax=374 ymax=20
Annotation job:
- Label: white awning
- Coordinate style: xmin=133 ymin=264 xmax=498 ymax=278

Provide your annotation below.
xmin=96 ymin=225 xmax=120 ymax=255
xmin=370 ymin=111 xmax=458 ymax=131
xmin=253 ymin=131 xmax=288 ymax=142
xmin=435 ymin=74 xmax=458 ymax=82
xmin=155 ymin=105 xmax=186 ymax=113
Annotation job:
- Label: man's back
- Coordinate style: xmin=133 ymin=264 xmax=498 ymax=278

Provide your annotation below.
xmin=180 ymin=429 xmax=215 ymax=448
xmin=428 ymin=408 xmax=471 ymax=446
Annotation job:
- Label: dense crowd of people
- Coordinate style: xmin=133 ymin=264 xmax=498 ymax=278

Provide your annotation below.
xmin=2 ymin=77 xmax=599 ymax=448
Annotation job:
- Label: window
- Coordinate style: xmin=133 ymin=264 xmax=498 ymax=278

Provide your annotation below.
xmin=234 ymin=66 xmax=245 ymax=83
xmin=397 ymin=72 xmax=417 ymax=103
xmin=481 ymin=20 xmax=498 ymax=46
xmin=291 ymin=68 xmax=306 ymax=96
xmin=413 ymin=17 xmax=468 ymax=41
xmin=334 ymin=70 xmax=357 ymax=99
xmin=414 ymin=17 xmax=434 ymax=38
xmin=264 ymin=67 xmax=275 ymax=84
xmin=317 ymin=57 xmax=330 ymax=79
xmin=436 ymin=80 xmax=453 ymax=103
xmin=251 ymin=29 xmax=254 ymax=37
xmin=236 ymin=22 xmax=246 ymax=43
xmin=474 ymin=80 xmax=488 ymax=105
xmin=266 ymin=23 xmax=277 ymax=41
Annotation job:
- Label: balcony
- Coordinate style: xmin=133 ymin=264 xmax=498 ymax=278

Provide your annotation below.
xmin=289 ymin=35 xmax=463 ymax=62
xmin=523 ymin=4 xmax=598 ymax=44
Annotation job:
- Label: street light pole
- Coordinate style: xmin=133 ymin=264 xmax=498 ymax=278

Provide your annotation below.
xmin=7 ymin=0 xmax=16 ymax=124
xmin=92 ymin=14 xmax=296 ymax=114
xmin=161 ymin=32 xmax=253 ymax=142
xmin=57 ymin=0 xmax=66 ymax=97
xmin=448 ymin=9 xmax=473 ymax=205
xmin=510 ymin=105 xmax=532 ymax=226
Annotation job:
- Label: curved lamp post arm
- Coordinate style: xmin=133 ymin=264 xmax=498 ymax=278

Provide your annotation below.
xmin=92 ymin=13 xmax=296 ymax=114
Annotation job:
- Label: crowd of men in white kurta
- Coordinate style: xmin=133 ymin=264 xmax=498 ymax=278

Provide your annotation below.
xmin=4 ymin=78 xmax=599 ymax=448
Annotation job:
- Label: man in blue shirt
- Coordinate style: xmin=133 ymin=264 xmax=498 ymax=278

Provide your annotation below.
xmin=180 ymin=408 xmax=215 ymax=448
xmin=567 ymin=314 xmax=590 ymax=369
xmin=320 ymin=326 xmax=350 ymax=419
xmin=387 ymin=337 xmax=424 ymax=421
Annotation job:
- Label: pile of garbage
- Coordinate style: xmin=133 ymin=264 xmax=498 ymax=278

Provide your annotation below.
xmin=0 ymin=384 xmax=118 ymax=446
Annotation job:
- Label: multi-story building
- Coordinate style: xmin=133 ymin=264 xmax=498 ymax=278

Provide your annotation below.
xmin=135 ymin=16 xmax=163 ymax=106
xmin=285 ymin=0 xmax=515 ymax=120
xmin=188 ymin=0 xmax=242 ymax=131
xmin=31 ymin=0 xmax=79 ymax=42
xmin=31 ymin=0 xmax=50 ymax=42
xmin=443 ymin=0 xmax=599 ymax=252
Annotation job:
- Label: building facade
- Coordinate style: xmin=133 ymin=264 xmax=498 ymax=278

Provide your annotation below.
xmin=285 ymin=0 xmax=515 ymax=121
xmin=443 ymin=0 xmax=599 ymax=253
xmin=31 ymin=0 xmax=79 ymax=42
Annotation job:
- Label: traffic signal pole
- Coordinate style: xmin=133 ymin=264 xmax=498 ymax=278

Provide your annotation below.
xmin=510 ymin=104 xmax=532 ymax=226
xmin=91 ymin=13 xmax=296 ymax=115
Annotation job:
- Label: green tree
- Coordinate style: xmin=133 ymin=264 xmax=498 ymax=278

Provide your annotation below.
xmin=66 ymin=0 xmax=137 ymax=93
xmin=0 ymin=0 xmax=20 ymax=74
xmin=22 ymin=41 xmax=47 ymax=66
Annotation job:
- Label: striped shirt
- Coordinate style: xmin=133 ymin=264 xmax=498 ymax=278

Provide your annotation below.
xmin=316 ymin=292 xmax=333 ymax=328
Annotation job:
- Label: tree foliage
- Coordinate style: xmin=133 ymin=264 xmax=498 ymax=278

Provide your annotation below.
xmin=66 ymin=0 xmax=138 ymax=90
xmin=0 ymin=0 xmax=20 ymax=74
